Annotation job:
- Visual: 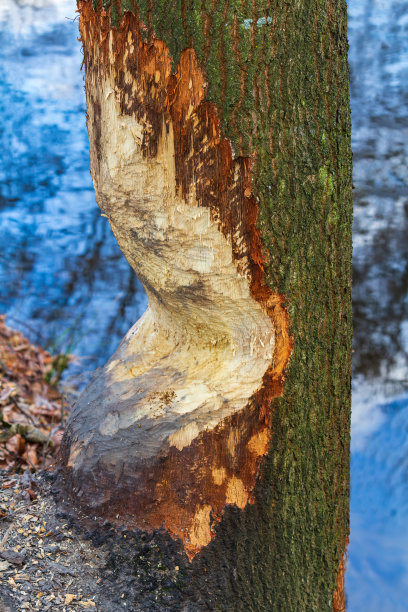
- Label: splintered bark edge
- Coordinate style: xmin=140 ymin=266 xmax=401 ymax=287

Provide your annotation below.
xmin=58 ymin=2 xmax=292 ymax=560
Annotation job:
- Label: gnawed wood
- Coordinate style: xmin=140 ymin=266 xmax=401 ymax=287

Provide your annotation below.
xmin=58 ymin=2 xmax=291 ymax=559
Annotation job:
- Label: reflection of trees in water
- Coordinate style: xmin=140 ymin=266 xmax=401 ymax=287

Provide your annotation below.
xmin=349 ymin=0 xmax=408 ymax=386
xmin=353 ymin=198 xmax=408 ymax=381
xmin=2 ymin=204 xmax=143 ymax=364
xmin=53 ymin=208 xmax=144 ymax=360
xmin=0 ymin=12 xmax=146 ymax=367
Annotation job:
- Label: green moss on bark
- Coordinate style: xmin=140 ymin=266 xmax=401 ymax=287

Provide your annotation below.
xmin=84 ymin=1 xmax=352 ymax=609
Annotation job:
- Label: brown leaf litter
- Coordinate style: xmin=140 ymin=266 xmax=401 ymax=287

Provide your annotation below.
xmin=0 ymin=315 xmax=69 ymax=474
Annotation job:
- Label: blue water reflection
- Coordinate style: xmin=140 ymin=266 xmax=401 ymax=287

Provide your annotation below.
xmin=0 ymin=1 xmax=407 ymax=609
xmin=348 ymin=395 xmax=408 ymax=611
xmin=0 ymin=1 xmax=147 ymax=373
xmin=349 ymin=0 xmax=408 ymax=609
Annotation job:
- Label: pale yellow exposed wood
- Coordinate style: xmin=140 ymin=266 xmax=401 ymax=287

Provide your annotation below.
xmin=68 ymin=69 xmax=275 ymax=467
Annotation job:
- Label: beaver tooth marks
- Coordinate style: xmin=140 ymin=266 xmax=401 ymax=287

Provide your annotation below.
xmin=59 ymin=4 xmax=291 ymax=560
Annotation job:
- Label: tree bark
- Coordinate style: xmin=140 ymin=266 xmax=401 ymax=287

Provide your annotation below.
xmin=58 ymin=1 xmax=352 ymax=609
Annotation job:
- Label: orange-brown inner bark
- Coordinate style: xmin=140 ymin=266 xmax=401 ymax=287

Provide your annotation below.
xmin=332 ymin=556 xmax=346 ymax=612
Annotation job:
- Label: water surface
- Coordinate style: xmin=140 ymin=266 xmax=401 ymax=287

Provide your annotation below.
xmin=0 ymin=0 xmax=147 ymax=377
xmin=348 ymin=1 xmax=408 ymax=609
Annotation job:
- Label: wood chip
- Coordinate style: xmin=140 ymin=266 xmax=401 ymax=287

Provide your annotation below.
xmin=14 ymin=573 xmax=31 ymax=581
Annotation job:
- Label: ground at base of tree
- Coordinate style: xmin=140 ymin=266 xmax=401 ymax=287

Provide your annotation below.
xmin=0 ymin=318 xmax=198 ymax=612
xmin=0 ymin=472 xmax=104 ymax=611
xmin=0 ymin=472 xmax=199 ymax=612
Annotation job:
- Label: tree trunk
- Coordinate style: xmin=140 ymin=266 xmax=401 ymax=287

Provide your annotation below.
xmin=58 ymin=1 xmax=352 ymax=609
